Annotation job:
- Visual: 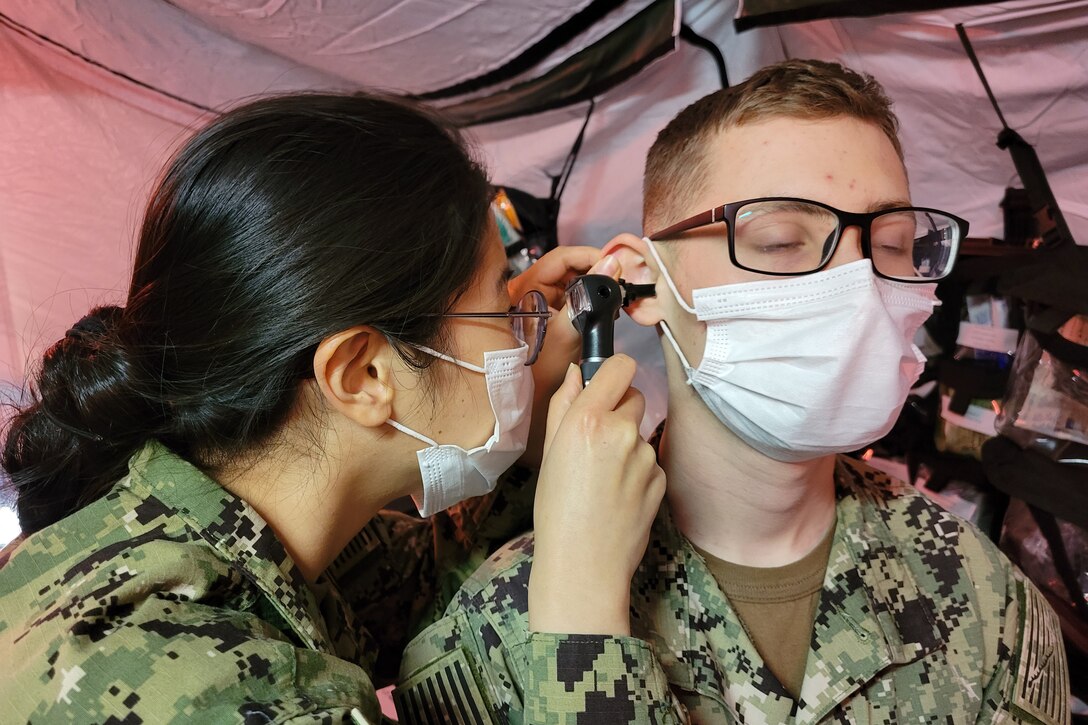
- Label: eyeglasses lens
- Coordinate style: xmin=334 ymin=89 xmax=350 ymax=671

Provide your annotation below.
xmin=870 ymin=210 xmax=958 ymax=280
xmin=732 ymin=201 xmax=958 ymax=280
xmin=732 ymin=201 xmax=840 ymax=275
xmin=516 ymin=291 xmax=546 ymax=364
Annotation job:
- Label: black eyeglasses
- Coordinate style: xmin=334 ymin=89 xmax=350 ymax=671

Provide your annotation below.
xmin=435 ymin=289 xmax=551 ymax=365
xmin=648 ymin=197 xmax=968 ymax=282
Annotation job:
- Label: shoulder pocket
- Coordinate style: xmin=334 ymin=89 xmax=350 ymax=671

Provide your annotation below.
xmin=394 ymin=646 xmax=496 ymax=725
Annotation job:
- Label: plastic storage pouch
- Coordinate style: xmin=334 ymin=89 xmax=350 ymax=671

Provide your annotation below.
xmin=996 ymin=315 xmax=1088 ymax=457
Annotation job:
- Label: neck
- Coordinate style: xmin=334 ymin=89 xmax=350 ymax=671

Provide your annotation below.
xmin=220 ymin=423 xmax=417 ymax=583
xmin=660 ymin=375 xmax=837 ymax=568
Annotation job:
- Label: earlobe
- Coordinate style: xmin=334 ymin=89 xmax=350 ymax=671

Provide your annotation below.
xmin=601 ymin=233 xmax=665 ymax=326
xmin=313 ymin=327 xmax=395 ymax=428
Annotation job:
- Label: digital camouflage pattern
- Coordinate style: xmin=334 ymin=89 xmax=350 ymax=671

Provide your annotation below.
xmin=0 ymin=440 xmax=537 ymax=723
xmin=397 ymin=456 xmax=1071 ymax=724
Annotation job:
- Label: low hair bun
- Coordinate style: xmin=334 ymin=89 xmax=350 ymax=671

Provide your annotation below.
xmin=64 ymin=307 xmax=119 ymax=342
xmin=3 ymin=305 xmax=159 ymax=533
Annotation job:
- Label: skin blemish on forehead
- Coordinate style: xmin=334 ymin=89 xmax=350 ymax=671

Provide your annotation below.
xmin=849 ymin=179 xmax=856 ymax=189
xmin=825 ymin=174 xmax=834 ymax=182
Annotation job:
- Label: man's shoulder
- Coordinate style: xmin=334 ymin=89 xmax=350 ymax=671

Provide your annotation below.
xmin=836 ymin=457 xmax=1069 ymax=723
xmin=834 ymin=455 xmax=1038 ymax=638
xmin=407 ymin=530 xmax=537 ymax=653
xmin=835 ymin=454 xmax=1004 ymax=561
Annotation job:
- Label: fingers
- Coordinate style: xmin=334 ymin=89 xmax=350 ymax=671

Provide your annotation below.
xmin=544 ymin=363 xmax=583 ymax=459
xmin=531 ymin=246 xmax=602 ymax=285
xmin=586 ymin=253 xmax=620 ymax=279
xmin=509 ymin=247 xmax=617 ymax=309
xmin=613 ymin=386 xmax=647 ymax=428
xmin=568 ymin=354 xmax=637 ymax=414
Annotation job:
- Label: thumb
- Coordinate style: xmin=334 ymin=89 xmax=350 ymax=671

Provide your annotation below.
xmin=543 ymin=363 xmax=583 ymax=460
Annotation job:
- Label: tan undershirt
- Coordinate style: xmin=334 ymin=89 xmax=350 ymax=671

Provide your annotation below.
xmin=692 ymin=523 xmax=836 ymax=700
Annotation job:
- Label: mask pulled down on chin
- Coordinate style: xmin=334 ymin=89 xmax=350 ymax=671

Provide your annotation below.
xmin=387 ymin=343 xmax=534 ymax=517
xmin=644 ymin=240 xmax=939 ymax=463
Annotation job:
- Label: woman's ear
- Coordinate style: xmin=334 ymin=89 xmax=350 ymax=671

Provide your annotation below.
xmin=601 ymin=233 xmax=665 ymax=327
xmin=312 ymin=327 xmax=395 ymax=428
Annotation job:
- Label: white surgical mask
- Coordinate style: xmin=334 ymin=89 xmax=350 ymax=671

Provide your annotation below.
xmin=388 ymin=343 xmax=533 ymax=517
xmin=645 ymin=240 xmax=938 ymax=462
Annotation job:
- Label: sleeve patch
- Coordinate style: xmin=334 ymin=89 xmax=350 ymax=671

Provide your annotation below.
xmin=394 ymin=647 xmax=495 ymax=725
xmin=1011 ymin=587 xmax=1070 ymax=725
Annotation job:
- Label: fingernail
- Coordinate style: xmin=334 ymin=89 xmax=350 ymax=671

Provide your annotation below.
xmin=595 ymin=254 xmax=619 ymax=276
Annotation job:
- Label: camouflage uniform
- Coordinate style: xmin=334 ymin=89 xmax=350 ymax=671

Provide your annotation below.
xmin=0 ymin=440 xmax=537 ymax=723
xmin=397 ymin=455 xmax=1071 ymax=724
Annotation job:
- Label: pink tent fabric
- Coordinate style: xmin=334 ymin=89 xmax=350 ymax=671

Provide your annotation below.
xmin=1 ymin=0 xmax=1085 ymax=443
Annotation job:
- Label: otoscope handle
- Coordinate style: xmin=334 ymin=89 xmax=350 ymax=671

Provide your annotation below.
xmin=579 ymin=314 xmax=615 ymax=384
xmin=580 ymin=358 xmax=606 ymax=383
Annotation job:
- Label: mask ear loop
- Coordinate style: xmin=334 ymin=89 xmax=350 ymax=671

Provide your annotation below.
xmin=387 ymin=341 xmax=528 ymax=446
xmin=643 ymin=237 xmax=697 ymax=383
xmin=413 ymin=344 xmax=486 ymax=374
xmin=385 ymin=343 xmax=485 ymax=447
xmin=387 ymin=419 xmax=439 ymax=447
xmin=643 ymin=237 xmax=697 ymax=314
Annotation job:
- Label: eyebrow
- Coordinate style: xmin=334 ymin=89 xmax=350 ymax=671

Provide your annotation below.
xmin=759 ymin=195 xmax=914 ymax=214
xmin=867 ymin=199 xmax=913 ymax=213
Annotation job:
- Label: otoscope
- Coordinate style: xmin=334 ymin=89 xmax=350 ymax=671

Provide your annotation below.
xmin=565 ymin=275 xmax=656 ymax=384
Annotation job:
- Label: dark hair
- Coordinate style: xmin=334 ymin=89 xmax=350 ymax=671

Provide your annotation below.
xmin=2 ymin=93 xmax=492 ymax=534
xmin=644 ymin=59 xmax=902 ymax=232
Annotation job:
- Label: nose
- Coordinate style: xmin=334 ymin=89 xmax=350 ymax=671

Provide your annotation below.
xmin=827 ymin=224 xmax=865 ymax=269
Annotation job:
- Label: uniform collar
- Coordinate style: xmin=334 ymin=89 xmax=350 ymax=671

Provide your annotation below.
xmin=631 ymin=440 xmax=943 ymax=723
xmin=123 ymin=441 xmax=341 ymax=656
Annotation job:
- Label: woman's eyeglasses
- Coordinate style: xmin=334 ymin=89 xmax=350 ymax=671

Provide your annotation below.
xmin=434 ymin=289 xmax=551 ymax=365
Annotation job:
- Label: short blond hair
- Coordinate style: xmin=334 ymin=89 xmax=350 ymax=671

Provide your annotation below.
xmin=643 ymin=59 xmax=903 ymax=232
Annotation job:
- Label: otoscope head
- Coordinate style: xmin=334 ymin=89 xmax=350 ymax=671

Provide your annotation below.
xmin=565 ymin=274 xmax=656 ymax=383
xmin=566 ymin=274 xmax=623 ymax=334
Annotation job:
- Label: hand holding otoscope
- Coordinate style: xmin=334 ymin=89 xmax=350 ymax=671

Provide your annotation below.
xmin=531 ymin=271 xmax=664 ymax=637
xmin=564 ymin=275 xmax=655 ymax=384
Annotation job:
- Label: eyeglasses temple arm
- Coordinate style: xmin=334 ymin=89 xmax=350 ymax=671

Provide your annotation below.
xmin=647 ymin=209 xmax=718 ymax=240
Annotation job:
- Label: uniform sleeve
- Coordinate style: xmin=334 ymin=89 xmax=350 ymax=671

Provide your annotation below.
xmin=330 ymin=465 xmax=539 ymax=684
xmin=395 ymin=559 xmax=688 ymax=725
xmin=975 ymin=567 xmax=1071 ymax=725
xmin=513 ymin=632 xmax=685 ymax=724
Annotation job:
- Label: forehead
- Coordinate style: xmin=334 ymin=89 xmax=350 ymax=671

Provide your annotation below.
xmin=687 ymin=116 xmax=909 ymax=217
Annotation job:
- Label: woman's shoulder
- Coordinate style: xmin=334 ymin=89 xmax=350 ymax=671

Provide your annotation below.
xmin=0 ymin=483 xmax=379 ymax=723
xmin=0 ymin=477 xmax=206 ymax=598
xmin=0 ymin=584 xmax=378 ymax=722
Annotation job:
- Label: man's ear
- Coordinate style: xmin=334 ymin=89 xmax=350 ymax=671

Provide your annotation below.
xmin=601 ymin=233 xmax=665 ymax=326
xmin=312 ymin=327 xmax=395 ymax=428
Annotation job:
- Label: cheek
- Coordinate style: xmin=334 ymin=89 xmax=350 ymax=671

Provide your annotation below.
xmin=433 ymin=368 xmax=495 ymax=444
xmin=676 ymin=313 xmax=709 ymax=369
